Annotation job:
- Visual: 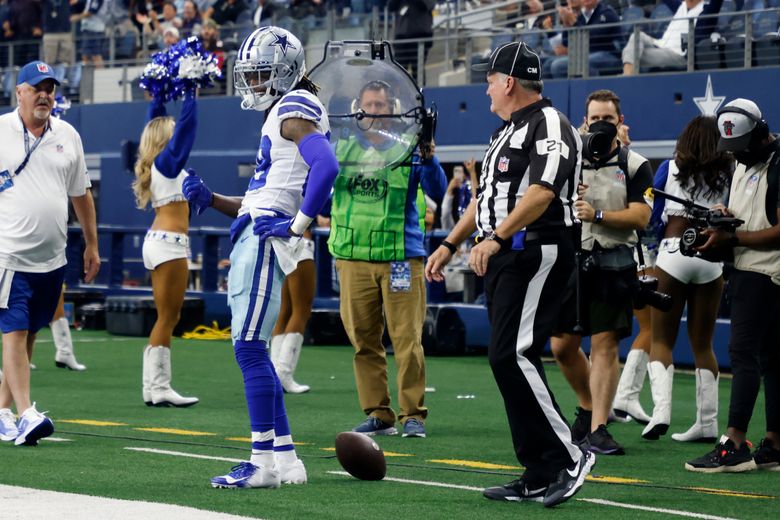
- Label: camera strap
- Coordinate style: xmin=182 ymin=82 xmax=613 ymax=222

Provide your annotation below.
xmin=635 ymin=242 xmax=646 ymax=274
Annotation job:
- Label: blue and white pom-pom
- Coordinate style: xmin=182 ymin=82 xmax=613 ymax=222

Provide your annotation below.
xmin=52 ymin=94 xmax=71 ymax=119
xmin=139 ymin=36 xmax=222 ymax=102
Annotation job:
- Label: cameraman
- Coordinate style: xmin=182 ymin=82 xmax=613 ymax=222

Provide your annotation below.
xmin=552 ymin=89 xmax=653 ymax=455
xmin=686 ymin=99 xmax=780 ymax=473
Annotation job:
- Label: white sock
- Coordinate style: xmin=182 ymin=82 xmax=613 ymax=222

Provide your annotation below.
xmin=274 ymin=435 xmax=298 ymax=464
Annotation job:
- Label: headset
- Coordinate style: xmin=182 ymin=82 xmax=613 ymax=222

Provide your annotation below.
xmin=350 ymin=80 xmax=401 ymax=115
xmin=716 ymin=105 xmax=769 ymax=144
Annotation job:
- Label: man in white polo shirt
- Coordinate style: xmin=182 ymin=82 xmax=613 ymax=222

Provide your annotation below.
xmin=0 ymin=60 xmax=100 ymax=446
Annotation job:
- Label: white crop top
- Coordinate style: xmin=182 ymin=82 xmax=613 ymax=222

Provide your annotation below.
xmin=150 ymin=163 xmax=187 ymax=208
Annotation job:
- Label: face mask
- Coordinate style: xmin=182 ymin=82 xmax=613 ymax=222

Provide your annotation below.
xmin=734 ymin=138 xmax=774 ymax=167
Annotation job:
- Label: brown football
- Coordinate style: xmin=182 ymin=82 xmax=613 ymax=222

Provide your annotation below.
xmin=334 ymin=431 xmax=387 ymax=481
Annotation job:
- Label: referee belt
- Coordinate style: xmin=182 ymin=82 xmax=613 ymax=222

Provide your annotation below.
xmin=475 ymin=229 xmax=571 ymax=249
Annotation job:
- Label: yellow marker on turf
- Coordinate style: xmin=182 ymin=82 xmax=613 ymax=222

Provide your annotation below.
xmin=428 ymin=459 xmax=521 ymax=470
xmin=685 ymin=486 xmax=775 ymax=499
xmin=587 ymin=475 xmax=648 ymax=484
xmin=135 ymin=428 xmax=216 ymax=436
xmin=59 ymin=420 xmax=128 ymax=427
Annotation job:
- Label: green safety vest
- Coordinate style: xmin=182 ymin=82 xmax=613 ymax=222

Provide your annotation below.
xmin=329 ymin=137 xmax=413 ymax=262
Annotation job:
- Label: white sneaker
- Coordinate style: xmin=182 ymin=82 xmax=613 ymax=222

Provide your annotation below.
xmin=0 ymin=408 xmax=19 ymax=442
xmin=211 ymin=462 xmax=281 ymax=489
xmin=277 ymin=458 xmax=307 ymax=484
xmin=14 ymin=403 xmax=54 ymax=446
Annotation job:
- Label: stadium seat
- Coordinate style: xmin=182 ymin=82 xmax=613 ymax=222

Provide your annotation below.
xmin=620 ymin=6 xmax=646 ymax=47
xmin=754 ymin=33 xmax=780 ymax=65
xmin=649 ymin=2 xmax=674 ymax=39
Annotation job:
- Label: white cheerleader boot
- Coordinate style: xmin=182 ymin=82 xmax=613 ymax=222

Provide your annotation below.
xmin=276 ymin=333 xmax=310 ymax=394
xmin=142 ymin=345 xmax=153 ymax=406
xmin=52 ymin=317 xmax=86 ymax=371
xmin=148 ymin=346 xmax=199 ymax=407
xmin=642 ymin=362 xmax=674 ymax=440
xmin=672 ymin=368 xmax=719 ymax=443
xmin=613 ymin=350 xmax=651 ymax=424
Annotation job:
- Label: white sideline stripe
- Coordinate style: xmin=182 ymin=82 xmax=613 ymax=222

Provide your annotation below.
xmin=0 ymin=484 xmax=260 ymax=520
xmin=328 ymin=471 xmax=483 ymax=491
xmin=36 ymin=338 xmax=140 ymax=343
xmin=125 ymin=446 xmax=242 ymax=463
xmin=327 ymin=472 xmax=739 ymax=519
xmin=135 ymin=447 xmax=740 ymax=519
xmin=42 ymin=436 xmax=72 ymax=442
xmin=579 ymin=499 xmax=738 ymax=520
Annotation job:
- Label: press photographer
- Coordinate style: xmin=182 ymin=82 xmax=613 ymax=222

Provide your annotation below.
xmin=686 ymin=99 xmax=780 ymax=473
xmin=551 ymin=90 xmax=655 ymax=456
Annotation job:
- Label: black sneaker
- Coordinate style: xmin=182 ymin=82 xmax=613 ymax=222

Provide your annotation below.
xmin=483 ymin=476 xmax=548 ymax=503
xmin=570 ymin=407 xmax=592 ymax=444
xmin=543 ymin=449 xmax=596 ymax=508
xmin=753 ymin=438 xmax=780 ymax=471
xmin=685 ymin=435 xmax=757 ymax=473
xmin=585 ymin=424 xmax=625 ymax=455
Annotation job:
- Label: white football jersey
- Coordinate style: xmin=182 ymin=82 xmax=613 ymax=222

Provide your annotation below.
xmin=238 ymin=89 xmax=330 ymax=219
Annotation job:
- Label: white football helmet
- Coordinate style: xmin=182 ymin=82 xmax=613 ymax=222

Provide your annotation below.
xmin=234 ymin=26 xmax=306 ymax=111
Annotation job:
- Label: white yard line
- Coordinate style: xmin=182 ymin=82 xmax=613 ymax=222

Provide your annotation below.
xmin=127 ymin=446 xmax=741 ymax=519
xmin=0 ymin=484 xmax=260 ymax=520
xmin=579 ymin=499 xmax=739 ymax=520
xmin=125 ymin=446 xmax=242 ymax=463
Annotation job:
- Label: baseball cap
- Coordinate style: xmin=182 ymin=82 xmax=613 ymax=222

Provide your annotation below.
xmin=16 ymin=61 xmax=60 ymax=87
xmin=472 ymin=42 xmax=542 ymax=81
xmin=717 ymin=98 xmax=762 ymax=152
xmin=164 ymin=26 xmax=180 ymax=39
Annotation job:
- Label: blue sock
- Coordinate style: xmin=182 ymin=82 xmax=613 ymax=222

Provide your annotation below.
xmin=273 ymin=376 xmax=297 ymax=463
xmin=235 ymin=339 xmax=276 ymax=464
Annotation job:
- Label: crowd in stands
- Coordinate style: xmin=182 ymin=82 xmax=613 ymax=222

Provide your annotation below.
xmin=0 ymin=0 xmax=778 ymax=103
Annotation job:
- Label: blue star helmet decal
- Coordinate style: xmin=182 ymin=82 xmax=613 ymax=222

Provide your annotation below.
xmin=272 ymin=32 xmax=296 ymax=56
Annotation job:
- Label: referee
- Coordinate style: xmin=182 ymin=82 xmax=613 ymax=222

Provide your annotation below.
xmin=425 ymin=42 xmax=594 ymax=508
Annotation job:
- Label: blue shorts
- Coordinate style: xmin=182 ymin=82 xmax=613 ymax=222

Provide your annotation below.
xmin=0 ymin=267 xmax=65 ymax=334
xmin=80 ymin=30 xmax=107 ymax=59
xmin=228 ymin=226 xmax=284 ymax=344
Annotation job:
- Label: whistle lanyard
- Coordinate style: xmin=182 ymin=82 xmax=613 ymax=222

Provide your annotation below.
xmin=15 ymin=116 xmax=49 ymax=176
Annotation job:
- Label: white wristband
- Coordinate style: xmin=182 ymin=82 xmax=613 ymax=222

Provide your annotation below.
xmin=289 ymin=210 xmax=313 ymax=236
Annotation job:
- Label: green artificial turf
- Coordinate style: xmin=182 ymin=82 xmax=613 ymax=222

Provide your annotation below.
xmin=0 ymin=329 xmax=776 ymax=519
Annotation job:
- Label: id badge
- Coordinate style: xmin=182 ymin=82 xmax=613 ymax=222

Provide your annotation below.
xmin=0 ymin=170 xmax=13 ymax=193
xmin=390 ymin=261 xmax=412 ymax=293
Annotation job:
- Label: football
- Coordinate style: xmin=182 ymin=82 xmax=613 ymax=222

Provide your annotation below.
xmin=335 ymin=431 xmax=387 ymax=481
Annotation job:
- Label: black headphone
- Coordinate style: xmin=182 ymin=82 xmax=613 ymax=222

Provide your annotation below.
xmin=716 ymin=105 xmax=769 ymax=142
xmin=350 ymin=80 xmax=401 ymax=115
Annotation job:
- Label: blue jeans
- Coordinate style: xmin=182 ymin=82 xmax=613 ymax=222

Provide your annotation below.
xmin=549 ymin=51 xmax=621 ymax=78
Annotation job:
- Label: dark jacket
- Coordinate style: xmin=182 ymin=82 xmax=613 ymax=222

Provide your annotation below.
xmin=562 ymin=1 xmax=621 ymax=55
xmin=388 ymin=0 xmax=436 ymax=38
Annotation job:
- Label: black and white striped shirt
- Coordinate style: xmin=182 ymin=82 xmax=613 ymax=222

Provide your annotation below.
xmin=476 ymin=98 xmax=581 ymax=235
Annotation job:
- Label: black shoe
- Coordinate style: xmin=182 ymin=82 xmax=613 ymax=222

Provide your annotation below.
xmin=543 ymin=449 xmax=596 ymax=508
xmin=483 ymin=475 xmax=548 ymax=502
xmin=570 ymin=407 xmax=592 ymax=444
xmin=753 ymin=438 xmax=780 ymax=471
xmin=585 ymin=424 xmax=625 ymax=455
xmin=685 ymin=435 xmax=757 ymax=473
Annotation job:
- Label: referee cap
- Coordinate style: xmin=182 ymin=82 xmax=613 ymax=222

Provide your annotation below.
xmin=472 ymin=42 xmax=542 ymax=81
xmin=716 ymin=98 xmax=763 ymax=152
xmin=17 ymin=60 xmax=60 ymax=87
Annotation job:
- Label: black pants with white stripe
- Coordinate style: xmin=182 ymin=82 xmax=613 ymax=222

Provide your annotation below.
xmin=485 ymin=238 xmax=581 ymax=484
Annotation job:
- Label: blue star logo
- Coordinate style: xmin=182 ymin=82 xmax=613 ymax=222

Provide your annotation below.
xmin=271 ymin=33 xmax=296 ymax=56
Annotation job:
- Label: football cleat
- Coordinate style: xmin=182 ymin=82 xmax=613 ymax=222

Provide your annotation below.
xmin=277 ymin=458 xmax=308 ymax=484
xmin=211 ymin=462 xmax=281 ymax=489
xmin=14 ymin=403 xmax=54 ymax=446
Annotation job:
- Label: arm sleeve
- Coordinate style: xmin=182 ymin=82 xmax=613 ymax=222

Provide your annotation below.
xmin=298 ymin=132 xmax=340 ymax=219
xmin=418 ymin=155 xmax=447 ymax=203
xmin=627 ymin=160 xmax=653 ymax=204
xmin=528 ymin=115 xmax=580 ymax=195
xmin=146 ymin=96 xmax=166 ymax=122
xmin=66 ymin=131 xmax=90 ymax=197
xmin=153 ymin=95 xmax=197 ymax=179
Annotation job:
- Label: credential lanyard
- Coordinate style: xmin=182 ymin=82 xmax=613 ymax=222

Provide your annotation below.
xmin=15 ymin=118 xmax=49 ymax=176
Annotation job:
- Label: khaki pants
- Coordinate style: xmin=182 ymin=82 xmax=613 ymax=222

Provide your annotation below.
xmin=337 ymin=258 xmax=427 ymax=426
xmin=43 ymin=32 xmax=74 ymax=66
